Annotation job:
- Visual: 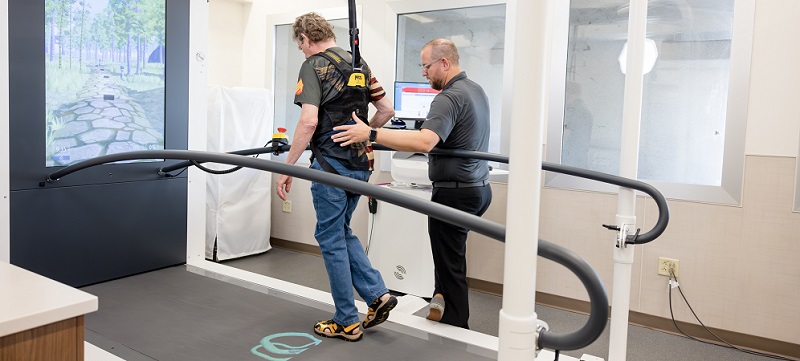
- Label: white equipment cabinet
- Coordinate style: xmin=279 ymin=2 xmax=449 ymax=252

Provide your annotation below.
xmin=367 ymin=183 xmax=435 ymax=298
xmin=205 ymin=86 xmax=273 ymax=261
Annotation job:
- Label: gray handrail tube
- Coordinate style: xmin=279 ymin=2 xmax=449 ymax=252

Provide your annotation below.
xmin=159 ymin=144 xmax=668 ymax=245
xmin=418 ymin=147 xmax=669 ymax=245
xmin=44 ymin=149 xmax=608 ymax=351
xmin=537 ymin=239 xmax=609 ymax=350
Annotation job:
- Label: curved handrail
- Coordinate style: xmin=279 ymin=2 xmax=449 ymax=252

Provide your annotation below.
xmin=538 ymin=240 xmax=609 ymax=350
xmin=416 ymin=147 xmax=669 ymax=245
xmin=157 ymin=144 xmax=668 ymax=245
xmin=43 ymin=149 xmax=608 ymax=351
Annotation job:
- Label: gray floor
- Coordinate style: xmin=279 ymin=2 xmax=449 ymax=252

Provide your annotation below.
xmin=82 ymin=265 xmax=494 ymax=361
xmin=224 ymin=247 xmax=793 ymax=361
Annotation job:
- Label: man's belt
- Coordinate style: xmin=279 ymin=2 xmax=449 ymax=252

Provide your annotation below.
xmin=432 ymin=180 xmax=488 ymax=188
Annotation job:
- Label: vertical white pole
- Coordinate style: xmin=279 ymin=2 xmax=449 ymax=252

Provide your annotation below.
xmin=498 ymin=0 xmax=552 ymax=359
xmin=0 ymin=0 xmax=9 ymax=262
xmin=608 ymin=1 xmax=648 ymax=360
xmin=186 ymin=0 xmax=209 ymax=264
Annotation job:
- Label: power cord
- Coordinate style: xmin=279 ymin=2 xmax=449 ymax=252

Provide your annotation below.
xmin=667 ymin=268 xmax=793 ymax=360
xmin=164 ymin=165 xmax=189 ymax=178
xmin=365 ymin=197 xmax=377 ymax=254
xmin=164 ymin=139 xmax=283 ymax=177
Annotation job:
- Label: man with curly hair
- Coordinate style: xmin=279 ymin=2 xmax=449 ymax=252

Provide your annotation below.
xmin=275 ymin=12 xmax=397 ymax=342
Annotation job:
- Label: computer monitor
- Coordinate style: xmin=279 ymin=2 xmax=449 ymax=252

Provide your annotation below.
xmin=393 ymin=81 xmax=440 ymax=125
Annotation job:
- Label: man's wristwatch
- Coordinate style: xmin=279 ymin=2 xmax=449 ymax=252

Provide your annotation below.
xmin=369 ymin=128 xmax=378 ymax=142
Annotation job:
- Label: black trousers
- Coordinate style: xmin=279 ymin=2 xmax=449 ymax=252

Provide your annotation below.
xmin=428 ymin=184 xmax=492 ymax=328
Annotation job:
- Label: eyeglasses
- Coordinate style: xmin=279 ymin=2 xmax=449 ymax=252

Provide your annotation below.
xmin=421 ymin=58 xmax=443 ymax=71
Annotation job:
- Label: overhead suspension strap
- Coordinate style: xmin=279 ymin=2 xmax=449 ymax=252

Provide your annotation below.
xmin=348 ymin=0 xmax=361 ymax=71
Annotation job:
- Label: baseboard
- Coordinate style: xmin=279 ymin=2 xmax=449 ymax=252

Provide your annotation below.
xmin=271 ymin=238 xmax=322 ymax=256
xmin=270 ymin=239 xmax=799 ymax=360
xmin=472 ymin=280 xmax=800 ymax=360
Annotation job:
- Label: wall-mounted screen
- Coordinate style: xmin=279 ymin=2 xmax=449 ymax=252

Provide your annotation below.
xmin=393 ymin=81 xmax=439 ymax=121
xmin=45 ymin=0 xmax=166 ymax=167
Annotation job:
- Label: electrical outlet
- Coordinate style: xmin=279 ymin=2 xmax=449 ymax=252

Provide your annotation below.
xmin=282 ymin=200 xmax=292 ymax=213
xmin=657 ymin=257 xmax=679 ymax=277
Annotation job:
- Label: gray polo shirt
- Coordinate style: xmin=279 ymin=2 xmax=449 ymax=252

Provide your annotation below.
xmin=421 ymin=72 xmax=490 ymax=183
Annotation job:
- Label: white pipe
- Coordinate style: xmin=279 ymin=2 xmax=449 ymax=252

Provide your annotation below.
xmin=608 ymin=1 xmax=648 ymax=360
xmin=0 ymin=0 xmax=9 ymax=263
xmin=498 ymin=0 xmax=552 ymax=359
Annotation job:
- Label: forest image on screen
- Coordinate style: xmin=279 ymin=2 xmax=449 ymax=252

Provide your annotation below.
xmin=45 ymin=0 xmax=166 ymax=167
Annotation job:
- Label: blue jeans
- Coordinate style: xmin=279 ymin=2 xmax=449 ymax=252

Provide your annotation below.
xmin=310 ymin=157 xmax=388 ymax=326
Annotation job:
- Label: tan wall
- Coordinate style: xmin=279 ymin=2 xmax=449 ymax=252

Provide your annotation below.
xmin=534 ymin=155 xmax=800 ymax=345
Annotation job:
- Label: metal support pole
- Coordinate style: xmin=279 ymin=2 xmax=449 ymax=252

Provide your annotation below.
xmin=608 ymin=1 xmax=649 ymax=360
xmin=498 ymin=0 xmax=552 ymax=359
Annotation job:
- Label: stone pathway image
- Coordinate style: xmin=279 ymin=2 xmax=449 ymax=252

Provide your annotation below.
xmin=49 ymin=65 xmax=164 ymax=166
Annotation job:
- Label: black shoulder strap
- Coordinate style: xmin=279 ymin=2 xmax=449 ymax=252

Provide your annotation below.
xmin=316 ymin=50 xmax=342 ymax=69
xmin=316 ymin=50 xmax=354 ymax=76
xmin=316 ymin=50 xmax=368 ymax=89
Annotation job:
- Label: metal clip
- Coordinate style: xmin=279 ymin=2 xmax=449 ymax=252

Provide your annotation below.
xmin=625 ymin=227 xmax=641 ymax=245
xmin=602 ymin=224 xmax=620 ymax=231
xmin=603 ymin=223 xmax=628 ymax=248
xmin=616 ymin=225 xmax=630 ymax=249
xmin=534 ymin=319 xmax=550 ymax=355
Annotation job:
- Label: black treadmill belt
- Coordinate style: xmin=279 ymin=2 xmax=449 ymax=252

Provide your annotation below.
xmin=81 ymin=266 xmax=493 ymax=361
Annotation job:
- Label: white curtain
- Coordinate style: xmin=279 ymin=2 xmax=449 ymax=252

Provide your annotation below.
xmin=206 ymin=86 xmax=273 ymax=260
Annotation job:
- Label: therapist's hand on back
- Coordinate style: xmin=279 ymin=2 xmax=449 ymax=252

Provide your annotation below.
xmin=332 ymin=112 xmax=371 ymax=146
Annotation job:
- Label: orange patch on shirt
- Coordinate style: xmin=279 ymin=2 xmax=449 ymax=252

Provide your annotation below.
xmin=295 ymin=79 xmax=304 ymax=95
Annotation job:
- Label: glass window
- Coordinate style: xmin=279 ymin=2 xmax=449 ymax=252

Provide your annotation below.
xmin=547 ymin=0 xmax=755 ymax=204
xmin=395 ymin=5 xmax=506 ymax=156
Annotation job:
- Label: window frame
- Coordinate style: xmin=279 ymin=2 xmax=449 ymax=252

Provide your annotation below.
xmin=545 ymin=0 xmax=756 ymax=206
xmin=381 ymin=0 xmax=511 ymax=172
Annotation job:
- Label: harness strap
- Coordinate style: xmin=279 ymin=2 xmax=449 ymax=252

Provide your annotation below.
xmin=310 ymin=141 xmax=359 ymax=199
xmin=310 ymin=141 xmax=338 ymax=174
xmin=315 ymin=50 xmax=362 ymax=82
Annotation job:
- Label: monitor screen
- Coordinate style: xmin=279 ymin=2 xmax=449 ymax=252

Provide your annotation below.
xmin=393 ymin=81 xmax=440 ymax=121
xmin=45 ymin=0 xmax=166 ymax=167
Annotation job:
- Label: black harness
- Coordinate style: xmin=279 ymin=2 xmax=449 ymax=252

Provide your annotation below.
xmin=309 ymin=50 xmax=371 ymax=198
xmin=312 ymin=49 xmax=370 ymax=138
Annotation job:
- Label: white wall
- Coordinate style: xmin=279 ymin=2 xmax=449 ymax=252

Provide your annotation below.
xmin=208 ymin=0 xmax=247 ymax=87
xmin=187 ymin=0 xmax=210 ymax=264
xmin=744 ymin=0 xmax=800 ymax=157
